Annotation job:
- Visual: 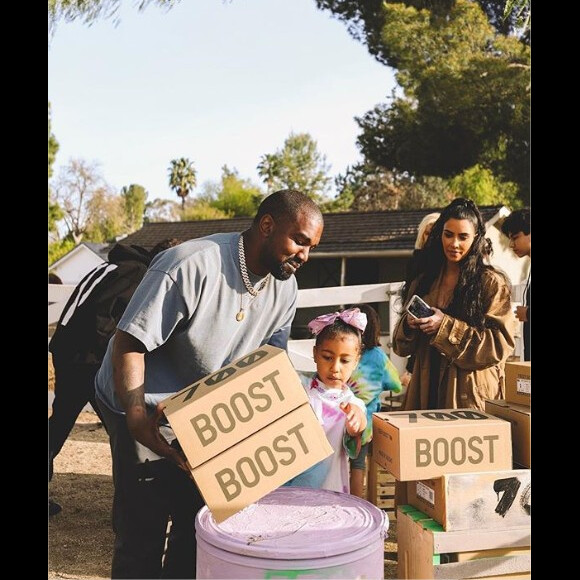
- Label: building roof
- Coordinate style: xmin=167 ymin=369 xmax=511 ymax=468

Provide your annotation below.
xmin=118 ymin=206 xmax=506 ymax=257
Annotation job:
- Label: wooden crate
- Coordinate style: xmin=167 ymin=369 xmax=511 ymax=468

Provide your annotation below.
xmin=367 ymin=458 xmax=396 ymax=511
xmin=397 ymin=506 xmax=531 ymax=579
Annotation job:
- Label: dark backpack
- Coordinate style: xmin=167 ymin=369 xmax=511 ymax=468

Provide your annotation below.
xmin=49 ymin=245 xmax=151 ymax=366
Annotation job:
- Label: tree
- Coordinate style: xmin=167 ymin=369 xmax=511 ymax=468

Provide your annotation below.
xmin=315 ymin=1 xmax=529 ymax=67
xmin=330 ymin=163 xmax=405 ymax=211
xmin=329 ymin=163 xmax=454 ymax=212
xmin=49 ymin=239 xmax=75 ymax=266
xmin=51 ymin=158 xmax=113 ymax=243
xmin=144 ymin=198 xmax=181 ymax=222
xmin=121 ymin=183 xmax=148 ymax=231
xmin=48 ymin=102 xmax=60 ymax=180
xmin=49 ymin=0 xmax=181 ymax=37
xmin=448 ymin=164 xmax=520 ymax=208
xmin=257 ymin=133 xmax=331 ymax=203
xmin=256 ymin=154 xmax=281 ymax=195
xmin=181 ymin=202 xmax=231 ymax=221
xmin=49 ymin=102 xmax=63 ymax=236
xmin=181 ymin=166 xmax=263 ymax=220
xmin=84 ymin=187 xmax=127 ymax=242
xmin=354 ymin=1 xmax=530 ymax=204
xmin=168 ymin=157 xmax=197 ymax=210
xmin=397 ymin=175 xmax=454 ymax=210
xmin=209 ymin=166 xmax=263 ymax=217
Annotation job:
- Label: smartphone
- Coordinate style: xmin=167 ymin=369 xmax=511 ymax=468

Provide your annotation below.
xmin=406 ymin=294 xmax=435 ymax=319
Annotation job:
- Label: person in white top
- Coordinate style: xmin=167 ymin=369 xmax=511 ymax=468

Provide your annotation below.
xmin=284 ymin=307 xmax=369 ymax=494
xmin=501 ymin=208 xmax=531 ymax=361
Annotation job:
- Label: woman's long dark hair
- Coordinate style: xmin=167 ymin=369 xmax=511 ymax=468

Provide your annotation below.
xmin=401 ymin=198 xmax=505 ymax=330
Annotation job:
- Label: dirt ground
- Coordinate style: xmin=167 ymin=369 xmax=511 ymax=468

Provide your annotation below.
xmin=49 ymin=412 xmax=114 ymax=580
xmin=48 ymin=410 xmax=398 ymax=580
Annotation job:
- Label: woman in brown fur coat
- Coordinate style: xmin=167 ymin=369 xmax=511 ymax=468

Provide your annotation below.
xmin=393 ymin=198 xmax=517 ymax=411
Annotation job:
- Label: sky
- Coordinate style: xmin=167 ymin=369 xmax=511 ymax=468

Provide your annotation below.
xmin=48 ymin=0 xmax=396 ymax=202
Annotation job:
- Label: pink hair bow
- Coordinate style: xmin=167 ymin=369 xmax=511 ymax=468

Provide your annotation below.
xmin=308 ymin=307 xmax=368 ymax=336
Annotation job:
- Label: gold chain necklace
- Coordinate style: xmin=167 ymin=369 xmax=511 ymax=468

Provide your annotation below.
xmin=236 ymin=234 xmax=271 ymax=321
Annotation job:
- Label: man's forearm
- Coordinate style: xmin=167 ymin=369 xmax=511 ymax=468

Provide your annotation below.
xmin=112 ymin=330 xmax=147 ymax=413
xmin=120 ymin=382 xmax=146 ymax=413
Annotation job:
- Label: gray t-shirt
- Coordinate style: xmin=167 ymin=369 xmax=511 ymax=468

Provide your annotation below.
xmin=95 ymin=232 xmax=298 ymax=414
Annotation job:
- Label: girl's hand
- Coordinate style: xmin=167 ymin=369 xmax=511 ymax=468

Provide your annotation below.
xmin=415 ymin=307 xmax=444 ymax=336
xmin=400 ymin=371 xmax=412 ymax=388
xmin=340 ymin=402 xmax=367 ymax=436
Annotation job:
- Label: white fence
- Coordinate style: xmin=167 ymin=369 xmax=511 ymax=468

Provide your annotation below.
xmin=288 ymin=282 xmax=405 ymax=373
xmin=48 ymin=284 xmax=76 ymax=326
xmin=287 ymin=281 xmax=526 ymax=372
xmin=49 ymin=281 xmax=525 ymax=365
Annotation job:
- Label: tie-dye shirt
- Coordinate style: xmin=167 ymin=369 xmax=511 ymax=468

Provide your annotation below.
xmin=349 ymin=347 xmax=402 ymax=445
xmin=283 ymin=373 xmax=366 ymax=493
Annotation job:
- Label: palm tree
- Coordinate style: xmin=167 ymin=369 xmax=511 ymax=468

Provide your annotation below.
xmin=168 ymin=157 xmax=197 ymax=209
xmin=256 ymin=153 xmax=279 ymax=195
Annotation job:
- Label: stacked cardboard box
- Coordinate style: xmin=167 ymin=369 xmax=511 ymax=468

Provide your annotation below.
xmin=371 ymin=408 xmax=531 ymax=578
xmin=162 ymin=345 xmax=333 ymax=523
xmin=486 ymin=361 xmax=531 ymax=468
xmin=405 ymin=468 xmax=531 ymax=531
xmin=505 ymin=361 xmax=531 ymax=407
xmin=372 ymin=409 xmax=513 ymax=481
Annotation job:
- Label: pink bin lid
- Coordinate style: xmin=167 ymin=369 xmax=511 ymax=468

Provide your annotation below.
xmin=196 ymin=487 xmax=387 ymax=560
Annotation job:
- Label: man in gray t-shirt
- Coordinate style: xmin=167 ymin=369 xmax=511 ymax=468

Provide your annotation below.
xmin=95 ymin=189 xmax=324 ymax=579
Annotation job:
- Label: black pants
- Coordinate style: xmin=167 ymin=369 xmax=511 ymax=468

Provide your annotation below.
xmin=523 ymin=320 xmax=530 ymax=361
xmin=49 ymin=362 xmax=105 ymax=480
xmin=97 ymin=398 xmax=205 ymax=579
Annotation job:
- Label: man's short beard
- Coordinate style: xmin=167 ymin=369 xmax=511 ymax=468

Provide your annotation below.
xmin=271 ymin=262 xmax=293 ymax=281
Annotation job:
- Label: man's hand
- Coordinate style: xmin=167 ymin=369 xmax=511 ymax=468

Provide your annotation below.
xmin=112 ymin=330 xmax=192 ymax=477
xmin=126 ymin=403 xmax=191 ymax=475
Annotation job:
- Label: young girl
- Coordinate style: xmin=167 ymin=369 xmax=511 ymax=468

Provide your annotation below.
xmin=348 ymin=304 xmax=402 ymax=498
xmin=284 ymin=307 xmax=369 ymax=494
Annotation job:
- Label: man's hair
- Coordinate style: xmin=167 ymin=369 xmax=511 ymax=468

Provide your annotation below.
xmin=501 ymin=208 xmax=530 ymax=237
xmin=150 ymin=238 xmax=182 ymax=257
xmin=254 ymin=189 xmax=322 ymax=224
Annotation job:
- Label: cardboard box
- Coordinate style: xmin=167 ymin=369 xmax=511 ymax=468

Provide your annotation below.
xmin=397 ymin=506 xmax=531 ymax=579
xmin=505 ymin=361 xmax=531 ymax=407
xmin=407 ymin=469 xmax=531 ymax=531
xmin=372 ymin=409 xmax=512 ymax=481
xmin=162 ymin=345 xmax=333 ymax=522
xmin=485 ymin=400 xmax=531 ymax=468
xmin=192 ymin=404 xmax=333 ymax=522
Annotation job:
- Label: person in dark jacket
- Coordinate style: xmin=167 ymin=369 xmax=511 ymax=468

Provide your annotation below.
xmin=48 ymin=239 xmax=181 ymax=515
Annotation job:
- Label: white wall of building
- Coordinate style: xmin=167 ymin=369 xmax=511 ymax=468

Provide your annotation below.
xmin=49 ymin=246 xmax=105 ymax=286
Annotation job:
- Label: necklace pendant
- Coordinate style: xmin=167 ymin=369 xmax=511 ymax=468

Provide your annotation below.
xmin=236 ymin=309 xmax=245 ymax=322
